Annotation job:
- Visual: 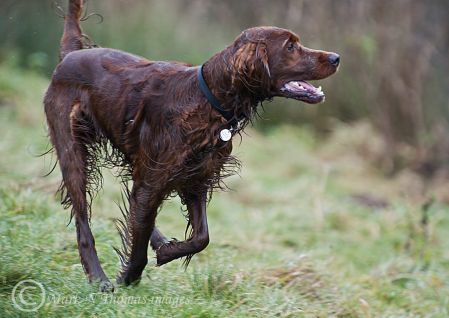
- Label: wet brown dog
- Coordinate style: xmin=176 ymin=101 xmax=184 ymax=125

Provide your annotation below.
xmin=44 ymin=0 xmax=339 ymax=290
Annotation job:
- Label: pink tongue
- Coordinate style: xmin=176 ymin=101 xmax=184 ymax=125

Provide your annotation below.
xmin=298 ymin=81 xmax=316 ymax=91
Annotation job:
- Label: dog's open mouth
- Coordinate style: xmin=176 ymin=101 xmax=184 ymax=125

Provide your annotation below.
xmin=280 ymin=80 xmax=325 ymax=104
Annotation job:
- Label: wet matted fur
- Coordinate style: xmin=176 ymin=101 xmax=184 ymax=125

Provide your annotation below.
xmin=44 ymin=0 xmax=339 ymax=290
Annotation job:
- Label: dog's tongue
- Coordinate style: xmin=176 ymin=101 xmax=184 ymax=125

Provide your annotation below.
xmin=284 ymin=80 xmax=323 ymax=96
xmin=298 ymin=81 xmax=319 ymax=92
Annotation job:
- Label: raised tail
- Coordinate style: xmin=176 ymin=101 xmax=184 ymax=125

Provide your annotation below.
xmin=59 ymin=0 xmax=83 ymax=61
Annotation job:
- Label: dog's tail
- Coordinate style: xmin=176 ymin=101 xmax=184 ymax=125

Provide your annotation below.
xmin=59 ymin=0 xmax=83 ymax=61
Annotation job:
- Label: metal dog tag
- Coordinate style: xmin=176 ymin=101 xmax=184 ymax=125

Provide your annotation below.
xmin=219 ymin=129 xmax=232 ymax=142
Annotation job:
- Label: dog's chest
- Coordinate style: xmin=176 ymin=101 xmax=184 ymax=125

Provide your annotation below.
xmin=178 ymin=133 xmax=234 ymax=187
xmin=187 ymin=141 xmax=232 ymax=172
xmin=171 ymin=109 xmax=236 ymax=187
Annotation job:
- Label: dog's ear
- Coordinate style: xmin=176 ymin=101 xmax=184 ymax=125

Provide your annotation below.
xmin=232 ymin=42 xmax=271 ymax=81
xmin=255 ymin=42 xmax=271 ymax=78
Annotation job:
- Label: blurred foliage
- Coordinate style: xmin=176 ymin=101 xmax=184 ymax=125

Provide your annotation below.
xmin=1 ymin=0 xmax=448 ymax=175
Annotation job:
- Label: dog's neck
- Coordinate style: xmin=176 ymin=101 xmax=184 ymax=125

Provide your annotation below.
xmin=201 ymin=47 xmax=271 ymax=129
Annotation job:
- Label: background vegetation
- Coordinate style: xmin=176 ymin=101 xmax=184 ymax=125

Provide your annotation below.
xmin=0 ymin=0 xmax=448 ymax=317
xmin=2 ymin=0 xmax=449 ymax=174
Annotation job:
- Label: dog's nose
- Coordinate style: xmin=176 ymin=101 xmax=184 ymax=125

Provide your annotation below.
xmin=328 ymin=53 xmax=340 ymax=66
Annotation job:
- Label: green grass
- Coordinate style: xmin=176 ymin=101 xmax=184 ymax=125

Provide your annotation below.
xmin=0 ymin=64 xmax=448 ymax=317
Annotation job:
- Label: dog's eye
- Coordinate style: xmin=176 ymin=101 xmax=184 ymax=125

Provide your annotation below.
xmin=287 ymin=42 xmax=295 ymax=52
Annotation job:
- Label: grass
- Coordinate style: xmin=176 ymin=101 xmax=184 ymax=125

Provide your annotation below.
xmin=0 ymin=63 xmax=448 ymax=317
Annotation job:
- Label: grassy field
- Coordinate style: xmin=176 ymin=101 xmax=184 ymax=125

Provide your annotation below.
xmin=0 ymin=64 xmax=448 ymax=317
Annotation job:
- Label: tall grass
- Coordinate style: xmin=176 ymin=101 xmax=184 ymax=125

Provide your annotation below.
xmin=1 ymin=58 xmax=449 ymax=317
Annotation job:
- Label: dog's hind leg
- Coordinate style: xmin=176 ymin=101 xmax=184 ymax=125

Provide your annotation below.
xmin=45 ymin=88 xmax=112 ymax=291
xmin=150 ymin=227 xmax=169 ymax=250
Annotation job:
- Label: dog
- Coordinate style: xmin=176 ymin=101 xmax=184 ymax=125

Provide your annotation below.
xmin=44 ymin=0 xmax=339 ymax=291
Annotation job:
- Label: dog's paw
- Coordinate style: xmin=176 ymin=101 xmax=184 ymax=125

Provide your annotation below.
xmin=116 ymin=271 xmax=142 ymax=286
xmin=99 ymin=280 xmax=115 ymax=293
xmin=155 ymin=251 xmax=170 ymax=266
xmin=155 ymin=240 xmax=179 ymax=266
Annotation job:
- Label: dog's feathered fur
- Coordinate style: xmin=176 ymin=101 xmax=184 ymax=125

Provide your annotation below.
xmin=44 ymin=0 xmax=338 ymax=289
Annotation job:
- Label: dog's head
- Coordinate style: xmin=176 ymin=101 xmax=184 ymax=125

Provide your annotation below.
xmin=231 ymin=26 xmax=339 ymax=103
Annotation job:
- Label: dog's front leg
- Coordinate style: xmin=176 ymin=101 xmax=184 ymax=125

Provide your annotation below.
xmin=116 ymin=182 xmax=162 ymax=286
xmin=156 ymin=190 xmax=209 ymax=266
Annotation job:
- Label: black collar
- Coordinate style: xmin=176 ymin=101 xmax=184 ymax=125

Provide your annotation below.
xmin=197 ymin=64 xmax=237 ymax=127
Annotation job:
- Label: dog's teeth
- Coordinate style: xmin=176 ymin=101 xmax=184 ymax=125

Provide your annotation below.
xmin=317 ymin=86 xmax=322 ymax=93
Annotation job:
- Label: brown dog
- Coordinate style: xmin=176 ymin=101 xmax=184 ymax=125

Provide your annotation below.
xmin=44 ymin=0 xmax=339 ymax=290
